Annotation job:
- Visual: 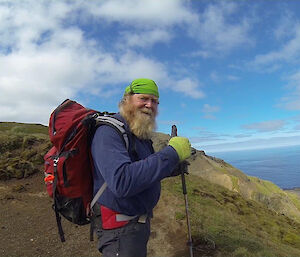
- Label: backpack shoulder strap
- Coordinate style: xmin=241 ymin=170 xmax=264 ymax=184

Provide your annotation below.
xmin=90 ymin=114 xmax=130 ymax=209
xmin=94 ymin=115 xmax=129 ymax=150
xmin=90 ymin=182 xmax=107 ymax=210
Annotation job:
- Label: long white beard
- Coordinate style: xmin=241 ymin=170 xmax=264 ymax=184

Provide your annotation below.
xmin=120 ymin=102 xmax=156 ymax=140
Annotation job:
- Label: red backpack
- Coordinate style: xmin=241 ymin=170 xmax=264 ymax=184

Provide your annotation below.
xmin=44 ymin=99 xmax=129 ymax=242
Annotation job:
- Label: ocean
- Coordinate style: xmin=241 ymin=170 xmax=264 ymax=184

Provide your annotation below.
xmin=209 ymin=145 xmax=300 ymax=190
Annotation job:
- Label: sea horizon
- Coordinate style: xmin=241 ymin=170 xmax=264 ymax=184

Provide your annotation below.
xmin=208 ymin=144 xmax=300 ymax=190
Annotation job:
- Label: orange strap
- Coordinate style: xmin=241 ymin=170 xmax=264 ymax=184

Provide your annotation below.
xmin=44 ymin=174 xmax=55 ymax=183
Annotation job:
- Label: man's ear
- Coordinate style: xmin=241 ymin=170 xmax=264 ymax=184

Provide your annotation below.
xmin=125 ymin=94 xmax=133 ymax=102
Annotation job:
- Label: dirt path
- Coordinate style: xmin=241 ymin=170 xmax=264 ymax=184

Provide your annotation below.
xmin=0 ymin=173 xmax=192 ymax=257
xmin=0 ymin=173 xmax=99 ymax=257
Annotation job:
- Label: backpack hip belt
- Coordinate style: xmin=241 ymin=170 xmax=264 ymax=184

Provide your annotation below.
xmin=100 ymin=205 xmax=148 ymax=230
xmin=117 ymin=214 xmax=148 ymax=224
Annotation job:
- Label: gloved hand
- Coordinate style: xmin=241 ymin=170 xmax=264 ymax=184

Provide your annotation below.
xmin=168 ymin=136 xmax=191 ymax=162
xmin=170 ymin=160 xmax=190 ymax=177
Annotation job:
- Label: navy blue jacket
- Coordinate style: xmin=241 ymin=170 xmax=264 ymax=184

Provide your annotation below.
xmin=91 ymin=113 xmax=179 ymax=216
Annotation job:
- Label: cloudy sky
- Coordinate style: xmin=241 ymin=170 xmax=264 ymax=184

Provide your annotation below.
xmin=1 ymin=0 xmax=300 ymax=153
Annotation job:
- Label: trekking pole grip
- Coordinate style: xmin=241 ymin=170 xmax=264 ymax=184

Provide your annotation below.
xmin=171 ymin=125 xmax=177 ymax=138
xmin=171 ymin=125 xmax=187 ymax=195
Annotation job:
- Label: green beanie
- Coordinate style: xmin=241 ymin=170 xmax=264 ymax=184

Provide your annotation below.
xmin=124 ymin=78 xmax=159 ymax=98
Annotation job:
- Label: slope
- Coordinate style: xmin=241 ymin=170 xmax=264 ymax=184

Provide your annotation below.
xmin=1 ymin=122 xmax=300 ymax=256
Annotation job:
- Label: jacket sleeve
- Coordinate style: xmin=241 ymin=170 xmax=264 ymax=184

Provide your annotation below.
xmin=91 ymin=125 xmax=179 ymax=198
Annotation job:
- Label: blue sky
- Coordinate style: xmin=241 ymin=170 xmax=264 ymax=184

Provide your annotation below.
xmin=1 ymin=0 xmax=300 ymax=153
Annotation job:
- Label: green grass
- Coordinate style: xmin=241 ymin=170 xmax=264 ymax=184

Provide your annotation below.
xmin=162 ymin=175 xmax=300 ymax=257
xmin=249 ymin=176 xmax=284 ymax=196
xmin=0 ymin=123 xmax=50 ymax=180
xmin=0 ymin=122 xmax=48 ymax=135
xmin=230 ymin=175 xmax=240 ymax=191
xmin=286 ymin=191 xmax=300 ymax=211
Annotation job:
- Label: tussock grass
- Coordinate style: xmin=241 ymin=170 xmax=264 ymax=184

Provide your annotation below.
xmin=0 ymin=122 xmax=50 ymax=180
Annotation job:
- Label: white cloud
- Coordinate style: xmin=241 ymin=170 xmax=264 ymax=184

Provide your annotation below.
xmin=81 ymin=0 xmax=198 ymax=51
xmin=201 ymin=104 xmax=220 ymax=120
xmin=202 ymin=135 xmax=300 ymax=153
xmin=293 ymin=114 xmax=300 ymax=122
xmin=242 ymin=120 xmax=286 ymax=132
xmin=0 ymin=1 xmax=204 ymax=124
xmin=234 ymin=134 xmax=252 ymax=138
xmin=171 ymin=78 xmax=205 ymax=99
xmin=85 ymin=0 xmax=198 ymax=27
xmin=118 ymin=29 xmax=173 ymax=49
xmin=227 ymin=75 xmax=240 ymax=81
xmin=0 ymin=0 xmax=105 ymax=124
xmin=99 ymin=51 xmax=169 ymax=83
xmin=251 ymin=24 xmax=300 ymax=70
xmin=273 ymin=9 xmax=296 ymax=40
xmin=0 ymin=47 xmax=101 ymax=124
xmin=188 ymin=50 xmax=212 ymax=59
xmin=189 ymin=2 xmax=253 ymax=55
xmin=190 ymin=130 xmax=224 ymax=144
xmin=249 ymin=14 xmax=300 ymax=111
xmin=279 ymin=70 xmax=300 ymax=110
xmin=209 ymin=72 xmax=240 ymax=83
xmin=202 ymin=104 xmax=220 ymax=113
xmin=210 ymin=71 xmax=220 ymax=83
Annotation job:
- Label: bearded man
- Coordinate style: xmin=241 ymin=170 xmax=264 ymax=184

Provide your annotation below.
xmin=91 ymin=78 xmax=191 ymax=257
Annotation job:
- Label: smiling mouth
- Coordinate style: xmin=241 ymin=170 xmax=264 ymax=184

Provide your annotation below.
xmin=142 ymin=111 xmax=152 ymax=116
xmin=140 ymin=109 xmax=153 ymax=116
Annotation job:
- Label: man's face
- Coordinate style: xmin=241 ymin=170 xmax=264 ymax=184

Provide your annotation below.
xmin=119 ymin=93 xmax=158 ymax=139
xmin=130 ymin=93 xmax=159 ymax=118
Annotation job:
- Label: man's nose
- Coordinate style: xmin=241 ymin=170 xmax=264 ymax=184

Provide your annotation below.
xmin=145 ymin=100 xmax=154 ymax=108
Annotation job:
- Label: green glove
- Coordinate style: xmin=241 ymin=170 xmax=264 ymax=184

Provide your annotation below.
xmin=168 ymin=136 xmax=191 ymax=162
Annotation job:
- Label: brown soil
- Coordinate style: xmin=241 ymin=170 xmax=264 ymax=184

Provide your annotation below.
xmin=0 ymin=172 xmax=193 ymax=257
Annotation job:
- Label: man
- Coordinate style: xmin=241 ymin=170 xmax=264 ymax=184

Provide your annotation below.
xmin=91 ymin=78 xmax=191 ymax=257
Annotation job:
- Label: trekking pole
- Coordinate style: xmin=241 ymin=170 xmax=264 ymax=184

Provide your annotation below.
xmin=171 ymin=125 xmax=194 ymax=257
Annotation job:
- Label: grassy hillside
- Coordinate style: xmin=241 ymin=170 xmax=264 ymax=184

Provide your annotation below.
xmin=1 ymin=122 xmax=300 ymax=256
xmin=152 ymin=131 xmax=300 ymax=256
xmin=0 ymin=121 xmax=48 ymax=134
xmin=0 ymin=122 xmax=50 ymax=180
xmin=162 ymin=175 xmax=300 ymax=257
xmin=152 ymin=132 xmax=300 ymax=224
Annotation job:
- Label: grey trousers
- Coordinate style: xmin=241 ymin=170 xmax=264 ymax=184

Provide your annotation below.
xmin=92 ymin=206 xmax=150 ymax=257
